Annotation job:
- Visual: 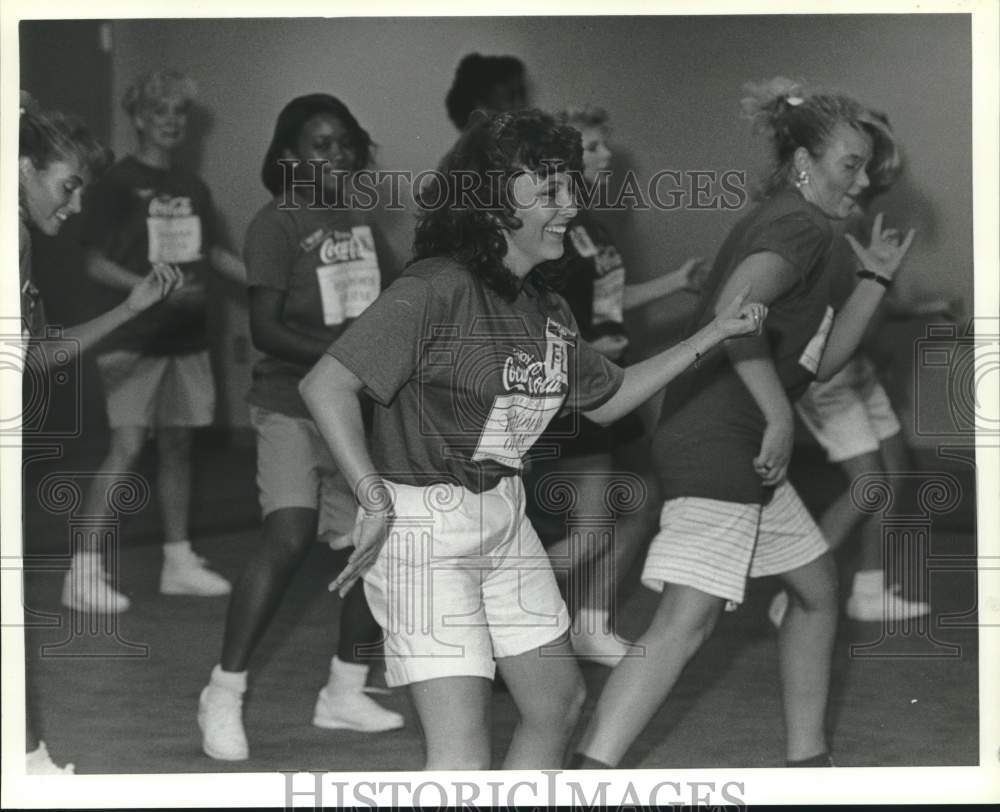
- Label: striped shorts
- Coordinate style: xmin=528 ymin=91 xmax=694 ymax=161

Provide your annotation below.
xmin=641 ymin=481 xmax=829 ymax=605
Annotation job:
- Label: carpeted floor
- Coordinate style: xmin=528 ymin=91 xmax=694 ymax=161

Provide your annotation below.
xmin=19 ymin=435 xmax=980 ymax=773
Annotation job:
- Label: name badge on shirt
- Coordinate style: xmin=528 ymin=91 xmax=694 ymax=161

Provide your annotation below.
xmin=315 ymin=225 xmax=381 ymax=326
xmin=798 ymin=305 xmax=835 ymax=375
xmin=471 ymin=319 xmax=573 ymax=469
xmin=146 ymin=195 xmax=202 ymax=264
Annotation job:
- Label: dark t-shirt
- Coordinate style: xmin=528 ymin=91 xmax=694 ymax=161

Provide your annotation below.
xmin=81 ymin=156 xmax=215 ymax=355
xmin=539 ymin=212 xmax=642 ymax=456
xmin=654 ymin=190 xmax=835 ymax=504
xmin=560 ymin=212 xmax=629 ymax=345
xmin=244 ymin=198 xmax=382 ymax=418
xmin=328 ymin=258 xmax=625 ymax=493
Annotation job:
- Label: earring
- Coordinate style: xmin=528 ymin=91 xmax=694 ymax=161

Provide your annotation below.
xmin=794 ymin=169 xmax=810 ymax=188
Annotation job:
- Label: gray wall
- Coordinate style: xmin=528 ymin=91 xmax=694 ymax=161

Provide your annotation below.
xmin=104 ymin=15 xmax=971 ymax=429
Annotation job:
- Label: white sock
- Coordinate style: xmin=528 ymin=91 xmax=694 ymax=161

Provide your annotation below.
xmin=574 ymin=608 xmax=613 ymax=637
xmin=327 ymin=656 xmax=368 ymax=693
xmin=852 ymin=569 xmax=884 ymax=595
xmin=163 ymin=540 xmax=194 ymax=564
xmin=210 ymin=664 xmax=247 ymax=695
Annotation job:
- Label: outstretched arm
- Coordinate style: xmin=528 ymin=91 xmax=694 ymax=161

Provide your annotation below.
xmin=584 ymin=284 xmax=766 ymax=425
xmin=623 ymin=256 xmax=707 ymax=310
xmin=31 ymin=264 xmax=184 ymax=362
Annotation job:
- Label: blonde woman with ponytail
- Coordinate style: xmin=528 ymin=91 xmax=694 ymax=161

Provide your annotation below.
xmin=571 ymin=79 xmax=916 ymax=770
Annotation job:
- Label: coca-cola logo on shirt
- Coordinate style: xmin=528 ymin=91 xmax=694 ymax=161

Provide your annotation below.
xmin=147 ymin=195 xmax=194 ymax=217
xmin=501 ymin=348 xmax=563 ymax=395
xmin=319 ymin=229 xmax=372 ymax=265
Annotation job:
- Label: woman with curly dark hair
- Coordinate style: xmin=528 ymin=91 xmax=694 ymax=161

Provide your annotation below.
xmin=300 ymin=109 xmax=765 ymax=769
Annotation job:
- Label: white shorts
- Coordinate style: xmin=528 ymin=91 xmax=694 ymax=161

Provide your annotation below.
xmin=249 ymin=405 xmax=355 ymax=537
xmin=96 ymin=349 xmax=215 ymax=428
xmin=363 ymin=476 xmax=570 ymax=687
xmin=796 ymin=355 xmax=901 ymax=463
xmin=642 ymin=481 xmax=829 ymax=605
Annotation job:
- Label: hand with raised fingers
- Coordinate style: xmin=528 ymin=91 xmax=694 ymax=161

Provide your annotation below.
xmin=844 ymin=212 xmax=916 ymax=281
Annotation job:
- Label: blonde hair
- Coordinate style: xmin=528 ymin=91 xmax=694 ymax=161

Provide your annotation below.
xmin=557 ymin=105 xmax=609 ymax=131
xmin=20 ymin=90 xmax=111 ymax=177
xmin=122 ymin=69 xmax=197 ymax=118
xmin=741 ymin=76 xmax=887 ymax=196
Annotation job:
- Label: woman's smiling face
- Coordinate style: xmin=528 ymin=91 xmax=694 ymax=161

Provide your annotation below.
xmin=19 ymin=156 xmax=87 ymax=236
xmin=798 ymin=122 xmax=873 ymax=219
xmin=502 ymin=170 xmax=578 ymax=279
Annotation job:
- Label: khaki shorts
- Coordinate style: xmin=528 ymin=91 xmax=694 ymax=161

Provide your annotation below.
xmin=642 ymin=481 xmax=829 ymax=605
xmin=96 ymin=349 xmax=215 ymax=428
xmin=796 ymin=356 xmax=901 ymax=463
xmin=249 ymin=405 xmax=355 ymax=536
xmin=363 ymin=476 xmax=570 ymax=687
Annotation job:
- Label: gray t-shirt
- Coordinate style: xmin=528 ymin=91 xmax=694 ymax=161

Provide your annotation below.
xmin=245 ymin=197 xmax=383 ymax=418
xmin=654 ymin=190 xmax=835 ymax=504
xmin=328 ymin=258 xmax=625 ymax=493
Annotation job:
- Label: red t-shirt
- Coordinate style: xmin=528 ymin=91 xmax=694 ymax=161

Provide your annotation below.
xmin=328 ymin=258 xmax=624 ymax=494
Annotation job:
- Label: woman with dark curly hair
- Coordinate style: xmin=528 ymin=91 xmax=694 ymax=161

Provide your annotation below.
xmin=299 ymin=109 xmax=765 ymax=769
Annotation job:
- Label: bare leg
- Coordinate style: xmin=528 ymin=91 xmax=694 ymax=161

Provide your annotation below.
xmin=775 ymin=552 xmax=838 ymax=761
xmin=80 ymin=427 xmax=147 ymax=551
xmin=819 ymin=450 xmax=882 ymax=553
xmin=156 ymin=427 xmax=193 ymax=544
xmin=497 ymin=634 xmax=586 ymax=768
xmin=409 ymin=676 xmax=492 ymax=770
xmin=855 ymin=432 xmax=910 ymax=572
xmin=575 ymin=584 xmax=725 ymax=766
xmin=220 ymin=508 xmax=316 ymax=672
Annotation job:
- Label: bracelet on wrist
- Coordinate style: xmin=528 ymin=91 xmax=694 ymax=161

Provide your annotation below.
xmin=679 ymin=340 xmax=702 ymax=369
xmin=856 ymin=269 xmax=893 ymax=289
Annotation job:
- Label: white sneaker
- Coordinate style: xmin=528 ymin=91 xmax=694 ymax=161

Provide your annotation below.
xmin=61 ymin=563 xmax=130 ymax=614
xmin=26 ymin=741 xmax=74 ymax=774
xmin=846 ymin=585 xmax=930 ymax=622
xmin=161 ymin=552 xmax=231 ymax=597
xmin=312 ymin=686 xmax=404 ymax=732
xmin=571 ymin=629 xmax=630 ymax=668
xmin=198 ymin=685 xmax=249 ymax=761
xmin=768 ymin=590 xmax=789 ymax=629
